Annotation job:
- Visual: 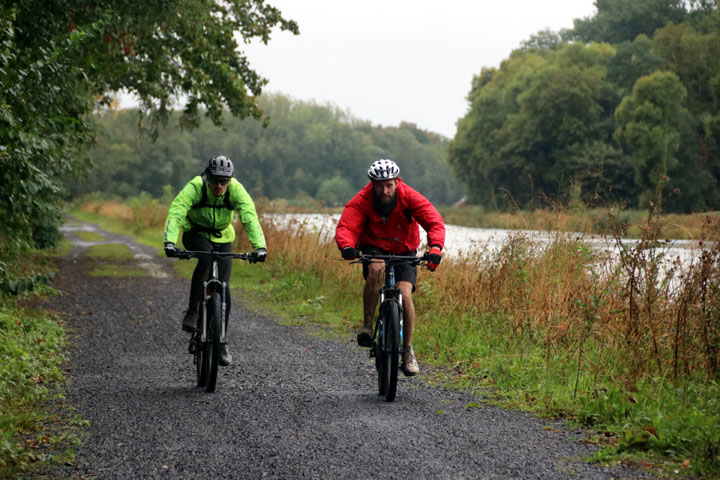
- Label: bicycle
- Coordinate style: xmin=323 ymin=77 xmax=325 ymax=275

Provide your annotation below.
xmin=174 ymin=249 xmax=253 ymax=393
xmin=352 ymin=253 xmax=428 ymax=402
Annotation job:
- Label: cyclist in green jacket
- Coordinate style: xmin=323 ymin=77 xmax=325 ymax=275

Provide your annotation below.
xmin=163 ymin=155 xmax=267 ymax=366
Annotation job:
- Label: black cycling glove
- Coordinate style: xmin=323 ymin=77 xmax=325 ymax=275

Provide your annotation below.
xmin=250 ymin=248 xmax=267 ymax=264
xmin=341 ymin=247 xmax=358 ymax=260
xmin=164 ymin=242 xmax=178 ymax=257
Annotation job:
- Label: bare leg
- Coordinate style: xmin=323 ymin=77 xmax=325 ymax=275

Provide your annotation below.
xmin=363 ymin=262 xmax=384 ymax=327
xmin=398 ymin=281 xmax=414 ymax=348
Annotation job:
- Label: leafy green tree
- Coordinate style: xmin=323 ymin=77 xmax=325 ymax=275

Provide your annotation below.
xmin=1 ymin=0 xmax=297 ymax=258
xmin=614 ymin=71 xmax=688 ymax=206
xmin=570 ymin=0 xmax=687 ymax=44
xmin=71 ymin=94 xmax=464 ymax=207
xmin=450 ymin=43 xmax=623 ymax=208
xmin=451 ymin=3 xmax=720 ymax=212
xmin=316 ymin=176 xmax=353 ymax=207
xmin=605 ymin=35 xmax=664 ymax=96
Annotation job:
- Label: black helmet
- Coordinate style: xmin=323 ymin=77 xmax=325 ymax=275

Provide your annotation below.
xmin=205 ymin=155 xmax=234 ymax=177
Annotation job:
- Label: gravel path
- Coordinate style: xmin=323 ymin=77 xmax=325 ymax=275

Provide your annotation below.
xmin=47 ymin=218 xmax=648 ymax=479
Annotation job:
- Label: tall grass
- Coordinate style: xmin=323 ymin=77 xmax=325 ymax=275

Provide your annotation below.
xmin=76 ymin=193 xmax=720 ymax=476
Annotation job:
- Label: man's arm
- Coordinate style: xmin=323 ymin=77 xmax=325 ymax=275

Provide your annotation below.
xmin=335 ymin=198 xmax=366 ymax=251
xmin=164 ymin=178 xmax=201 ymax=244
xmin=407 ymin=187 xmax=445 ymax=250
xmin=229 ymin=180 xmax=266 ymax=249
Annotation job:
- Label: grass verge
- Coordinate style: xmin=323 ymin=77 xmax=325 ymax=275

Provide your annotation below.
xmin=0 ymin=244 xmax=85 ymax=478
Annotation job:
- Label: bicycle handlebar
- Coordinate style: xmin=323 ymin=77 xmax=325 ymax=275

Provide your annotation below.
xmin=173 ymin=250 xmax=253 ymax=261
xmin=351 ymin=253 xmax=429 ymax=266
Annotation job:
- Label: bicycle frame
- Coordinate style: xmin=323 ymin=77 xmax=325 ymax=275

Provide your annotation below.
xmin=374 ymin=262 xmax=403 ymax=346
xmin=175 ymin=249 xmax=252 ymax=392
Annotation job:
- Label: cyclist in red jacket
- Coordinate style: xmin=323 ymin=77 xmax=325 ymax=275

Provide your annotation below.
xmin=335 ymin=159 xmax=445 ymax=376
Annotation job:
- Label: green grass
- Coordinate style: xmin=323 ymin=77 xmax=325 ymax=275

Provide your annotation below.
xmin=84 ymin=243 xmax=134 ymax=260
xmin=0 ymin=248 xmax=84 ymax=477
xmin=74 ymin=230 xmax=105 ymax=242
xmin=89 ymin=265 xmax=147 ymax=277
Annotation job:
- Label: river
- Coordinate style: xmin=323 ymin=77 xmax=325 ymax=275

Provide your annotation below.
xmin=263 ymin=213 xmax=703 ymax=268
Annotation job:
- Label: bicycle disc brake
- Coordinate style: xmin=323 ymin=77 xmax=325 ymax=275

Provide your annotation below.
xmin=188 ymin=332 xmax=199 ymax=355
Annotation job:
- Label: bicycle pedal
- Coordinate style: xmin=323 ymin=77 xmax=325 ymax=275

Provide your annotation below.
xmin=369 ymin=345 xmax=376 ymax=358
xmin=188 ymin=341 xmax=197 ymax=354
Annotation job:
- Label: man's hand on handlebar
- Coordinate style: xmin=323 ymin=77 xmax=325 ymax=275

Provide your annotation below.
xmin=164 ymin=242 xmax=179 ymax=257
xmin=426 ymin=245 xmax=442 ymax=272
xmin=341 ymin=247 xmax=358 ymax=260
xmin=249 ymin=247 xmax=267 ymax=264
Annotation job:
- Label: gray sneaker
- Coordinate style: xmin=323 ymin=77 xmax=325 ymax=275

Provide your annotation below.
xmin=181 ymin=309 xmax=198 ymax=332
xmin=356 ymin=323 xmax=373 ymax=347
xmin=402 ymin=346 xmax=419 ymax=376
xmin=219 ymin=344 xmax=233 ymax=366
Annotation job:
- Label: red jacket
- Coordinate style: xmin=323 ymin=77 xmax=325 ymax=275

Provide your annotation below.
xmin=335 ymin=179 xmax=446 ymax=253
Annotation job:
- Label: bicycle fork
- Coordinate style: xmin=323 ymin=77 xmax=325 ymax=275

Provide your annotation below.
xmin=369 ymin=290 xmax=404 ymax=359
xmin=201 ymin=278 xmax=228 ymax=343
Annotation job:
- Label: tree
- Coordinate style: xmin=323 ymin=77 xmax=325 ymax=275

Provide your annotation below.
xmin=605 ymin=35 xmax=664 ymax=96
xmin=449 ymin=43 xmax=622 ymax=208
xmin=570 ymin=0 xmax=687 ymax=44
xmin=69 ymin=94 xmax=464 ymax=207
xmin=0 ymin=1 xmax=298 ymax=257
xmin=614 ymin=71 xmax=688 ymax=206
xmin=316 ymin=176 xmax=353 ymax=207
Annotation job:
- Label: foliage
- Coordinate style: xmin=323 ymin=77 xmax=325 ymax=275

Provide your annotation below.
xmin=614 ymin=72 xmax=688 ymax=206
xmin=451 ymin=3 xmax=720 ymax=213
xmin=68 ymin=94 xmax=464 ymax=206
xmin=0 ymin=0 xmax=298 ymax=282
xmin=0 ymin=279 xmax=79 ymax=476
xmin=569 ymin=0 xmax=688 ymax=44
xmin=449 ymin=42 xmax=629 ymax=208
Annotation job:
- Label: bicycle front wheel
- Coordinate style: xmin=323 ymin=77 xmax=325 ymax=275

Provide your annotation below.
xmin=204 ymin=291 xmax=222 ymax=393
xmin=195 ymin=331 xmax=206 ymax=387
xmin=378 ymin=300 xmax=401 ymax=402
xmin=376 ymin=315 xmax=387 ymax=396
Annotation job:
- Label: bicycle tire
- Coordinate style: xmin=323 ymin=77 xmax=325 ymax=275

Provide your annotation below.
xmin=376 ymin=314 xmax=387 ymax=396
xmin=195 ymin=332 xmax=206 ymax=387
xmin=383 ymin=301 xmax=401 ymax=402
xmin=205 ymin=291 xmax=222 ymax=393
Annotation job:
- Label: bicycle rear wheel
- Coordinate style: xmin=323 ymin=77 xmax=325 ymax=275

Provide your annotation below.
xmin=204 ymin=291 xmax=222 ymax=393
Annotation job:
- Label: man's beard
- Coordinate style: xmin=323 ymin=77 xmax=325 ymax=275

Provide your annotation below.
xmin=373 ymin=191 xmax=397 ymax=216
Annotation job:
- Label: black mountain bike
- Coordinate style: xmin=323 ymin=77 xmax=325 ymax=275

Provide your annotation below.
xmin=175 ymin=249 xmax=252 ymax=393
xmin=353 ymin=253 xmax=428 ymax=402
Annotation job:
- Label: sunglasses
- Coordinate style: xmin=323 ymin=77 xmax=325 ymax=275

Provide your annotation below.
xmin=209 ymin=177 xmax=230 ymax=186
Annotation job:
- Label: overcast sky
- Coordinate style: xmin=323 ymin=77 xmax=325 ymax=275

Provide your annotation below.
xmin=239 ymin=0 xmax=599 ymax=138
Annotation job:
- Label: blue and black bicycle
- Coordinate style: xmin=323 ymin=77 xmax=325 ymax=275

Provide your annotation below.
xmin=353 ymin=253 xmax=428 ymax=402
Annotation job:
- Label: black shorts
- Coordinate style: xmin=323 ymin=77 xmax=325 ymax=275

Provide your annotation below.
xmin=360 ymin=246 xmax=418 ymax=290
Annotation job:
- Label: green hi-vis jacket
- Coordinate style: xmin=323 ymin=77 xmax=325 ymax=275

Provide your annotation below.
xmin=164 ymin=175 xmax=266 ymax=248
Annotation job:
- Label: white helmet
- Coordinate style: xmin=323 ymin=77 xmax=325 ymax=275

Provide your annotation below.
xmin=367 ymin=159 xmax=400 ymax=181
